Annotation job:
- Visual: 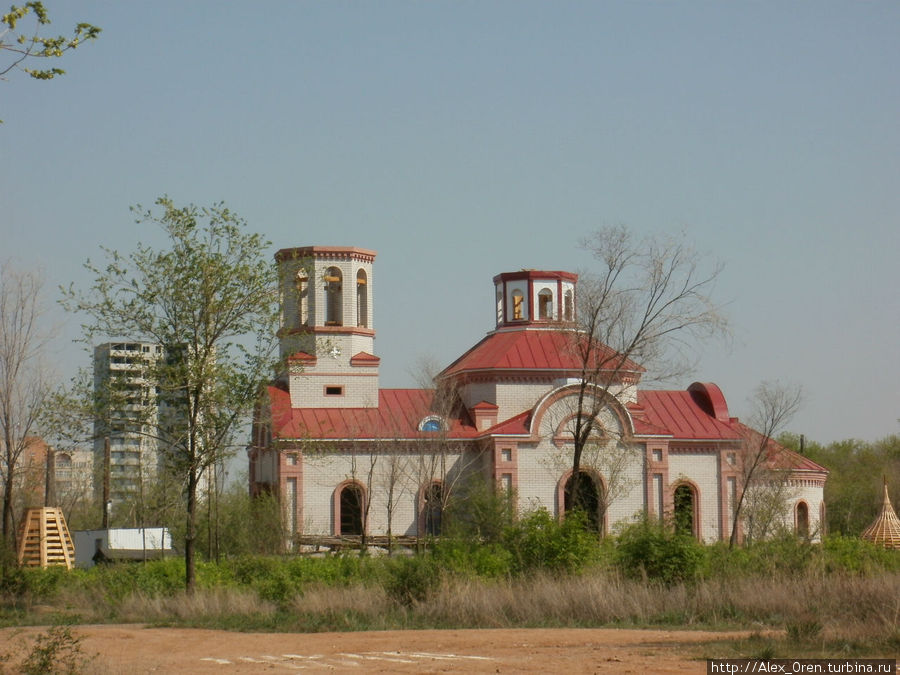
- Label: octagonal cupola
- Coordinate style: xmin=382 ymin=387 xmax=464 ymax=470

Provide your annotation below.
xmin=275 ymin=246 xmax=379 ymax=408
xmin=493 ymin=270 xmax=577 ymax=328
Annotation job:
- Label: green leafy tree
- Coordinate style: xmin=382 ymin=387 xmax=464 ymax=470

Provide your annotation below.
xmin=63 ymin=197 xmax=279 ymax=591
xmin=1 ymin=2 xmax=99 ymax=80
xmin=1 ymin=2 xmax=100 ymax=123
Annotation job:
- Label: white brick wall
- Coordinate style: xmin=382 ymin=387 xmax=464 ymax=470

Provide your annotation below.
xmin=668 ymin=453 xmax=722 ymax=542
xmin=289 ymin=373 xmax=379 ymax=409
xmin=300 ymin=447 xmax=480 ymax=536
xmin=278 ymin=437 xmax=824 ymax=544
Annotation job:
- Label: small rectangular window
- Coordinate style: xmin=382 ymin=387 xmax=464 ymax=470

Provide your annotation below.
xmin=501 ymin=448 xmax=512 ymax=463
xmin=325 ymin=386 xmax=344 ymax=396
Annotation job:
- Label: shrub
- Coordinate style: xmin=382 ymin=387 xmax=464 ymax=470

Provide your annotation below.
xmin=384 ymin=555 xmax=441 ymax=606
xmin=432 ymin=538 xmax=513 ymax=579
xmin=443 ymin=476 xmax=516 ymax=544
xmin=18 ymin=626 xmax=89 ymax=675
xmin=821 ymin=536 xmax=900 ymax=574
xmin=502 ymin=508 xmax=600 ymax=575
xmin=614 ymin=520 xmax=704 ymax=584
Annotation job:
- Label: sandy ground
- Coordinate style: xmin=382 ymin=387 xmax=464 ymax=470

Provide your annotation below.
xmin=0 ymin=624 xmax=751 ymax=674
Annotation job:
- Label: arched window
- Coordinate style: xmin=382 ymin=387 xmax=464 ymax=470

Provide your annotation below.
xmin=295 ymin=269 xmax=309 ymax=327
xmin=563 ymin=471 xmax=604 ymax=534
xmin=324 ymin=267 xmax=342 ymax=326
xmin=356 ymin=269 xmax=368 ymax=328
xmin=423 ymin=482 xmax=443 ymax=536
xmin=538 ymin=289 xmax=553 ymax=320
xmin=673 ymin=483 xmax=698 ymax=538
xmin=563 ymin=290 xmax=574 ymax=322
xmin=796 ymin=501 xmax=809 ymax=538
xmin=338 ymin=482 xmax=364 ymax=536
xmin=512 ymin=289 xmax=525 ymax=320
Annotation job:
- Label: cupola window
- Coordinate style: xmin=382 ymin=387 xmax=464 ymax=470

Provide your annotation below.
xmin=512 ymin=289 xmax=524 ymax=320
xmin=538 ymin=288 xmax=553 ymax=320
xmin=295 ymin=268 xmax=309 ymax=327
xmin=356 ymin=269 xmax=368 ymax=328
xmin=563 ymin=290 xmax=574 ymax=322
xmin=324 ymin=267 xmax=342 ymax=326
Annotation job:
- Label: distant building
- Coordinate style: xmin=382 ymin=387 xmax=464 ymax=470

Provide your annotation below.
xmin=0 ymin=436 xmax=50 ymax=510
xmin=0 ymin=437 xmax=92 ymax=529
xmin=92 ymin=342 xmax=165 ymax=509
xmin=250 ymin=246 xmax=827 ymax=546
xmin=53 ymin=447 xmax=93 ymax=504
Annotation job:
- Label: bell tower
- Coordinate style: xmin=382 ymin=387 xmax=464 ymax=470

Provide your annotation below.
xmin=275 ymin=246 xmax=379 ymax=408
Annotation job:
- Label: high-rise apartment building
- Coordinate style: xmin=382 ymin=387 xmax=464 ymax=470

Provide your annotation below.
xmin=92 ymin=342 xmax=164 ymax=511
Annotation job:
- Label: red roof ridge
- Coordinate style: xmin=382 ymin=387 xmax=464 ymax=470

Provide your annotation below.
xmin=478 ymin=410 xmax=532 ymax=437
xmin=350 ymin=351 xmax=380 ymax=366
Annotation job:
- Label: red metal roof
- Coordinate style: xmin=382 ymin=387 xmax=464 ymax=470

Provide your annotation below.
xmin=635 ymin=390 xmax=742 ymax=440
xmin=268 ymin=386 xmax=477 ymax=441
xmin=266 ymin=381 xmax=825 ymax=473
xmin=480 ymin=410 xmax=532 ymax=437
xmin=440 ymin=328 xmax=644 ymax=379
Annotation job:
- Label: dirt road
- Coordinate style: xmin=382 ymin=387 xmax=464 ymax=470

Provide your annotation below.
xmin=0 ymin=624 xmax=749 ymax=673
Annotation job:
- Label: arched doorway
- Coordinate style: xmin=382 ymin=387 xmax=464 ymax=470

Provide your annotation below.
xmin=564 ymin=471 xmax=604 ymax=534
xmin=673 ymin=483 xmax=697 ymax=537
xmin=338 ymin=483 xmax=364 ymax=536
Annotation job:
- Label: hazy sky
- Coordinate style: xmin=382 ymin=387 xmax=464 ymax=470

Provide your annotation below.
xmin=2 ymin=2 xmax=898 ymax=446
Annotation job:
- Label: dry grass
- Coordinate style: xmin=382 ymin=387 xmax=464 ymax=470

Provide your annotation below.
xmin=4 ymin=567 xmax=898 ymax=654
xmin=116 ymin=588 xmax=277 ymax=624
xmin=292 ymin=583 xmax=392 ymax=617
xmin=413 ymin=570 xmax=900 ymax=649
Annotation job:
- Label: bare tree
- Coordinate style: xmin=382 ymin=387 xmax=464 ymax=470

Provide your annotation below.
xmin=0 ymin=262 xmax=51 ymax=550
xmin=406 ymin=379 xmax=483 ymax=545
xmin=379 ymin=449 xmax=411 ymax=554
xmin=564 ymin=227 xmax=728 ymax=515
xmin=742 ymin=472 xmax=799 ymax=544
xmin=729 ymin=381 xmax=803 ymax=548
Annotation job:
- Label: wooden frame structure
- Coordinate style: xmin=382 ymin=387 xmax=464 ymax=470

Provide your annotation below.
xmin=16 ymin=507 xmax=76 ymax=569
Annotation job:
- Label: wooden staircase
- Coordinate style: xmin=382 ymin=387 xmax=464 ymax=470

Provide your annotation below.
xmin=16 ymin=507 xmax=76 ymax=569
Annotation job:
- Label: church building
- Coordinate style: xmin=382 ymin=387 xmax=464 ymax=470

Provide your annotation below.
xmin=249 ymin=246 xmax=827 ymax=545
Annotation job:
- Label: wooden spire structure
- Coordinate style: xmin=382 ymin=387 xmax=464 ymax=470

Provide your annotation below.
xmin=16 ymin=507 xmax=76 ymax=569
xmin=860 ymin=478 xmax=900 ymax=550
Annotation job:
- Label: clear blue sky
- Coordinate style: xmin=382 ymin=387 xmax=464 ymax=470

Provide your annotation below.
xmin=2 ymin=2 xmax=898 ymax=445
